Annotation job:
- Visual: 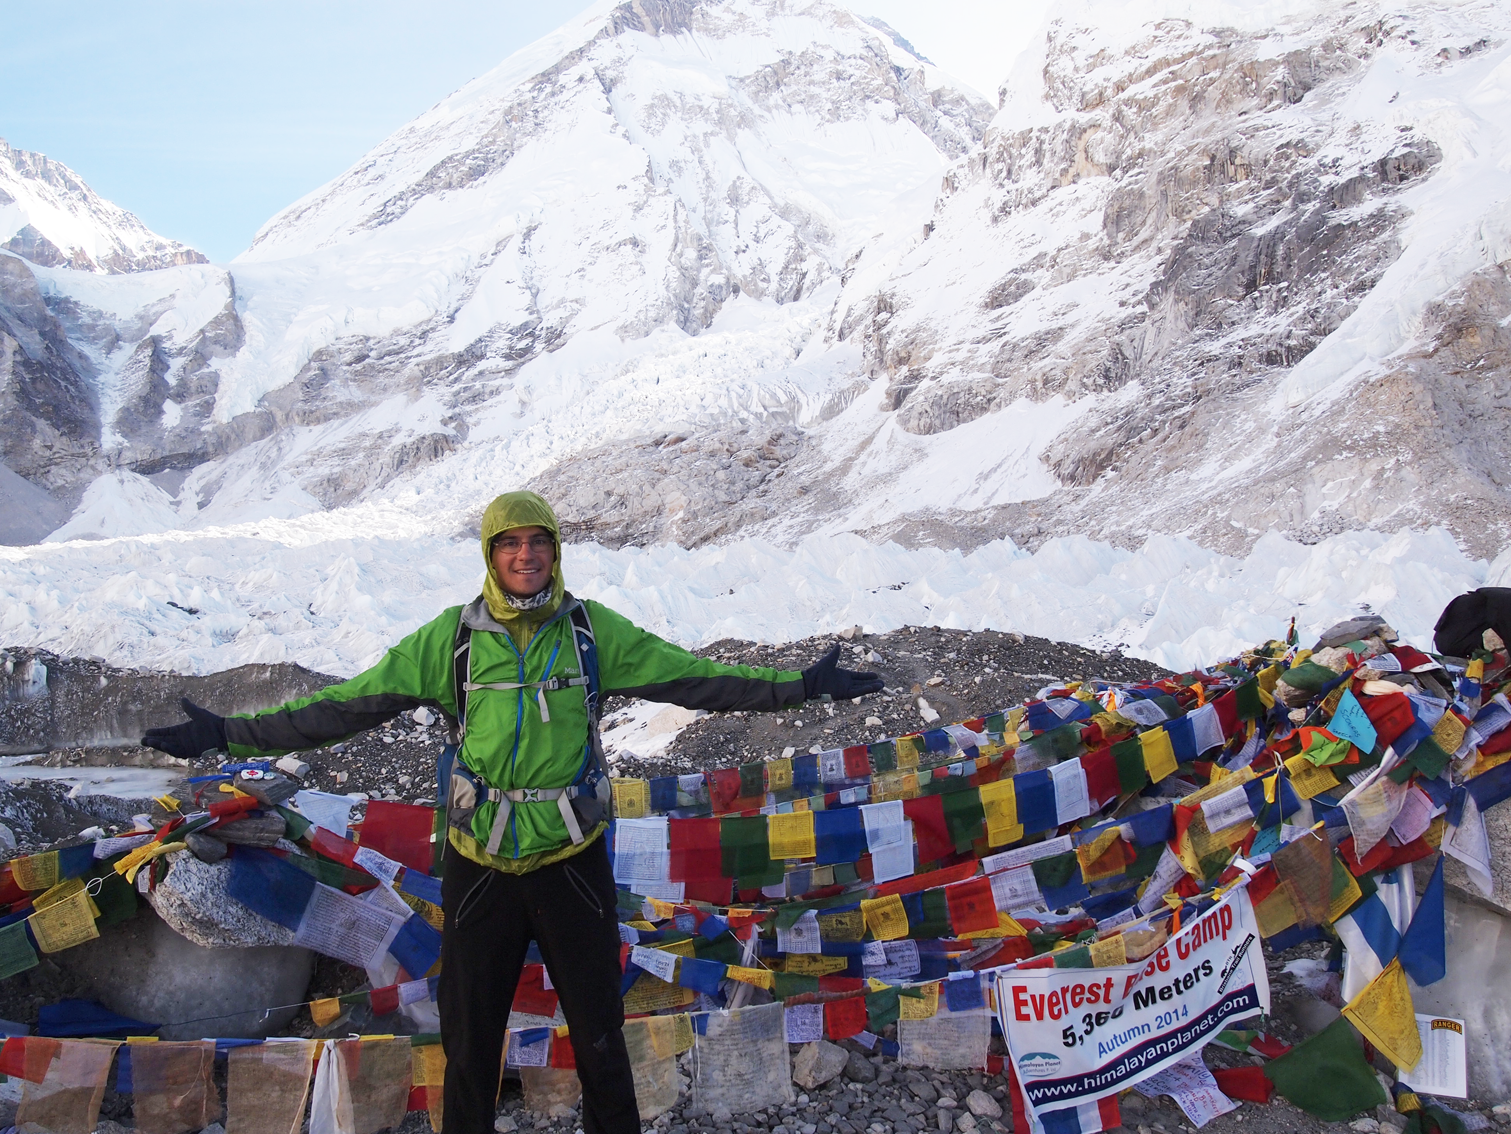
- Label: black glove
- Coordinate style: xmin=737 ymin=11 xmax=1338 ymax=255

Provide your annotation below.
xmin=802 ymin=644 xmax=884 ymax=701
xmin=142 ymin=698 xmax=228 ymax=760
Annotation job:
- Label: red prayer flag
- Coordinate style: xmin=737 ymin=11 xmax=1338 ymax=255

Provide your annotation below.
xmin=824 ymin=996 xmax=867 ymax=1040
xmin=310 ymin=826 xmax=361 ymax=867
xmin=549 ymin=1033 xmax=576 ymax=1070
xmin=944 ymin=876 xmax=999 ymax=935
xmin=818 ymin=975 xmax=865 ymax=995
xmin=1212 ymin=1066 xmax=1274 ymax=1103
xmin=1339 ymin=836 xmax=1394 ymax=877
xmin=1082 ymin=748 xmax=1119 ymax=808
xmin=1214 ymin=689 xmax=1239 ymax=738
xmin=871 ymin=861 xmax=977 ymax=898
xmin=1361 ymin=691 xmax=1415 ymax=748
xmin=975 ymin=936 xmax=1033 ymax=967
xmin=902 ymin=795 xmax=953 ymax=865
xmin=705 ymin=769 xmax=743 ymax=813
xmin=0 ymin=1036 xmax=59 ymax=1083
xmin=406 ymin=1086 xmax=429 ymax=1112
xmin=843 ymin=747 xmax=870 ymax=778
xmin=512 ymin=965 xmax=560 ymax=1017
xmin=360 ymin=801 xmax=436 ymax=872
xmin=669 ymin=818 xmax=723 ymax=880
xmin=369 ymin=985 xmax=400 ymax=1016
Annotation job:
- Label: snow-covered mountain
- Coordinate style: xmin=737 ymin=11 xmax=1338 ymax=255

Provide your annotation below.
xmin=0 ymin=139 xmax=205 ymax=274
xmin=4 ymin=0 xmax=1511 ymax=571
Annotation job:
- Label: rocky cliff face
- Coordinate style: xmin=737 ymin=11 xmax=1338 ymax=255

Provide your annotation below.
xmin=0 ymin=140 xmax=206 ymax=275
xmin=798 ymin=0 xmax=1511 ymax=558
xmin=5 ymin=0 xmax=1511 ymax=561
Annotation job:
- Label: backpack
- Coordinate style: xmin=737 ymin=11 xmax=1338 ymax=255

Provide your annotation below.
xmin=435 ymin=597 xmax=612 ymax=856
xmin=1434 ymin=587 xmax=1511 ymax=658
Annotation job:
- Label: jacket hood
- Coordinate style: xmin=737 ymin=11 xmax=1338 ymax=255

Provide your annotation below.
xmin=480 ymin=491 xmax=565 ymax=625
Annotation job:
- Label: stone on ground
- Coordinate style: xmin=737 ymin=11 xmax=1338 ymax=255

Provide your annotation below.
xmin=793 ymin=1041 xmax=850 ymax=1090
xmin=965 ymin=1090 xmax=1001 ymax=1119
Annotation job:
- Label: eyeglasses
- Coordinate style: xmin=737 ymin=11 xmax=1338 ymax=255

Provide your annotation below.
xmin=492 ymin=534 xmax=555 ymax=554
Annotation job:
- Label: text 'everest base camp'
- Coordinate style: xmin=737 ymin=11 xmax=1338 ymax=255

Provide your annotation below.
xmin=2 ymin=0 xmax=1511 ymax=1133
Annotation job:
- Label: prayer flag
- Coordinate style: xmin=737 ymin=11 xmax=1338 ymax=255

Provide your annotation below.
xmin=945 ymin=877 xmax=998 ymax=935
xmin=861 ymin=894 xmax=909 ymax=941
xmin=360 ymin=801 xmax=436 ymax=873
xmin=767 ymin=811 xmax=817 ymax=860
xmin=1263 ymin=1016 xmax=1387 ymax=1121
xmin=979 ymin=779 xmax=1022 ymax=846
xmin=1397 ymin=857 xmax=1445 ymax=987
xmin=824 ymin=997 xmax=867 ymax=1041
xmin=1342 ymin=959 xmax=1422 ymax=1072
xmin=1140 ymin=729 xmax=1178 ymax=782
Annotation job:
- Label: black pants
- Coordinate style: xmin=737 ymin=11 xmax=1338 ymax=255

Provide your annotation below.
xmin=439 ymin=837 xmax=640 ymax=1134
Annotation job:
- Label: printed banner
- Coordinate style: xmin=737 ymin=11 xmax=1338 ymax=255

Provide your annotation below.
xmin=996 ymin=887 xmax=1269 ymax=1121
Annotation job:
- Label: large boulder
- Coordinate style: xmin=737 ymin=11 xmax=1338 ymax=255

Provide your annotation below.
xmin=54 ymin=904 xmax=314 ymax=1040
xmin=147 ymin=852 xmax=293 ymax=948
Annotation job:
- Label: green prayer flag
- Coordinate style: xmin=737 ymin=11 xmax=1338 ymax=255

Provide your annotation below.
xmin=1027 ymin=725 xmax=1083 ymax=764
xmin=1052 ymin=945 xmax=1092 ymax=969
xmin=720 ymin=816 xmax=772 ymax=879
xmin=985 ymin=713 xmax=1006 ymax=736
xmin=0 ymin=921 xmax=38 ymax=980
xmin=1264 ymin=1017 xmax=1387 ymax=1121
xmin=941 ymin=789 xmax=986 ymax=854
xmin=1031 ymin=852 xmax=1079 ymax=890
xmin=738 ymin=763 xmax=765 ymax=800
xmin=279 ymin=804 xmax=312 ymax=842
xmin=913 ymin=890 xmax=951 ymax=939
xmin=832 ymin=862 xmax=859 ymax=886
xmin=694 ymin=934 xmax=743 ymax=966
xmin=866 ymin=987 xmax=900 ymax=1031
xmin=772 ymin=972 xmax=819 ymax=999
xmin=1235 ymin=679 xmax=1264 ymax=721
xmin=1281 ymin=660 xmax=1340 ymax=695
xmin=1125 ymin=841 xmax=1165 ymax=881
xmin=1405 ymin=1105 xmax=1469 ymax=1134
xmin=86 ymin=863 xmax=138 ymax=928
xmin=1153 ymin=695 xmax=1182 ymax=720
xmin=1111 ymin=738 xmax=1147 ymax=794
xmin=870 ymin=741 xmax=897 ymax=773
xmin=1390 ymin=737 xmax=1450 ymax=784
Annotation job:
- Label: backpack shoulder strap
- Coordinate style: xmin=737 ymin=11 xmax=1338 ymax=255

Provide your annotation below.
xmin=452 ymin=606 xmax=475 ymax=744
xmin=565 ymin=598 xmax=601 ymax=721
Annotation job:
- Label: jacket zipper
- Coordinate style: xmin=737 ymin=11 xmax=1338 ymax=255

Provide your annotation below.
xmin=503 ymin=607 xmax=571 ymax=859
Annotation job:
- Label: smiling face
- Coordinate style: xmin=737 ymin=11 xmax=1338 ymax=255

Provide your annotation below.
xmin=489 ymin=525 xmax=557 ymax=598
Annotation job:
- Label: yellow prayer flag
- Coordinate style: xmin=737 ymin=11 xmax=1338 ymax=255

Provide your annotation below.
xmin=1432 ymin=712 xmax=1466 ymax=755
xmin=612 ymin=779 xmax=650 ymax=819
xmin=900 ymin=773 xmax=920 ymax=799
xmin=1140 ymin=728 xmax=1178 ymax=783
xmin=809 ymin=865 xmax=835 ymax=889
xmin=644 ymin=897 xmax=676 ymax=921
xmin=899 ymin=983 xmax=939 ymax=1020
xmin=1076 ymin=829 xmax=1125 ymax=883
xmin=309 ymin=999 xmax=343 ymax=1027
xmin=860 ymin=894 xmax=910 ymax=942
xmin=959 ymin=913 xmax=1025 ymax=940
xmin=766 ymin=759 xmax=793 ymax=792
xmin=895 ymin=737 xmax=921 ymax=770
xmin=27 ymin=887 xmax=99 ymax=953
xmin=871 ymin=772 xmax=908 ymax=803
xmin=979 ymin=779 xmax=1022 ymax=847
xmin=411 ymin=1042 xmax=446 ymax=1088
xmin=1006 ymin=706 xmax=1025 ymax=735
xmin=1342 ymin=959 xmax=1422 ymax=1072
xmin=672 ymin=1013 xmax=694 ymax=1054
xmin=11 ymin=851 xmax=58 ymax=892
xmin=725 ymin=966 xmax=774 ymax=990
xmin=791 ymin=797 xmax=810 ymax=812
xmin=767 ymin=812 xmax=817 ymax=860
xmin=1088 ymin=934 xmax=1127 ymax=968
xmin=1263 ymin=773 xmax=1279 ymax=804
xmin=784 ymin=954 xmax=848 ymax=976
xmin=1327 ymin=857 xmax=1363 ymax=925
xmin=1284 ymin=753 xmax=1341 ymax=799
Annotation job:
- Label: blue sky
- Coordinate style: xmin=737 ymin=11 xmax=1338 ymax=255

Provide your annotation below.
xmin=2 ymin=1 xmax=1045 ymax=263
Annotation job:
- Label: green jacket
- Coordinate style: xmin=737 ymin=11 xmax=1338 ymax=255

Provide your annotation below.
xmin=224 ymin=594 xmax=805 ymax=863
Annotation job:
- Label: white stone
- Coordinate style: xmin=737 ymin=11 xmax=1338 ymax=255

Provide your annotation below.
xmin=413 ymin=706 xmax=437 ymax=727
xmin=276 ymin=756 xmax=310 ymax=779
xmin=494 ymin=1117 xmax=517 ymax=1133
xmin=793 ymin=1041 xmax=849 ymax=1090
xmin=965 ymin=1090 xmax=1001 ymax=1119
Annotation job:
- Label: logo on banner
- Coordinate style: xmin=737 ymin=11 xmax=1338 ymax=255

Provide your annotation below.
xmin=996 ymin=887 xmax=1270 ymax=1121
xmin=1017 ymin=1052 xmax=1063 ymax=1079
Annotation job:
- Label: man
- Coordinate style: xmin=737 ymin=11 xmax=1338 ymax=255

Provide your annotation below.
xmin=144 ymin=491 xmax=883 ymax=1134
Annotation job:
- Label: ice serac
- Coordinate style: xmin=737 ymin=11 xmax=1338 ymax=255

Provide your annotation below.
xmin=0 ymin=139 xmax=206 ymax=275
xmin=804 ymin=0 xmax=1511 ymax=558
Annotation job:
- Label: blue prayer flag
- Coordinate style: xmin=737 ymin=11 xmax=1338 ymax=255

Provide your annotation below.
xmin=1013 ymin=769 xmax=1058 ymax=835
xmin=390 ymin=913 xmax=443 ymax=981
xmin=1397 ymin=856 xmax=1445 ymax=986
xmin=227 ymin=848 xmax=316 ymax=931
